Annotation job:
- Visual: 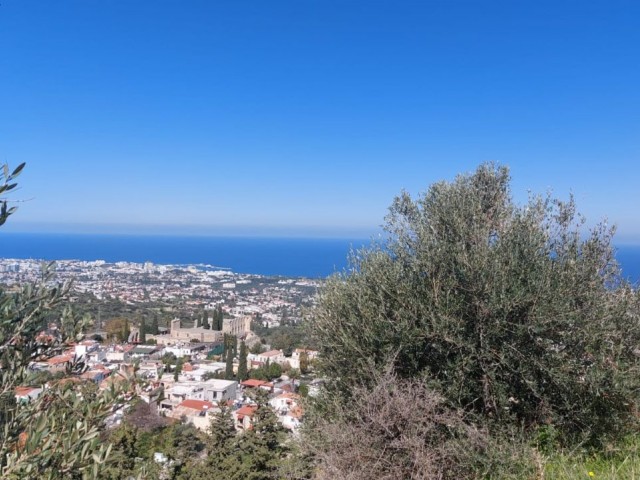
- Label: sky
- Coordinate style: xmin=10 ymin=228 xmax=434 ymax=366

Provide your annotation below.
xmin=0 ymin=1 xmax=638 ymax=240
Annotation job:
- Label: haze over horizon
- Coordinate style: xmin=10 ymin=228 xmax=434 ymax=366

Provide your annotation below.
xmin=1 ymin=1 xmax=639 ymax=241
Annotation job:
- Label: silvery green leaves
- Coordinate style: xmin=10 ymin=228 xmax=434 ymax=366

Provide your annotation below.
xmin=2 ymin=381 xmax=124 ymax=479
xmin=0 ymin=163 xmax=130 ymax=478
xmin=0 ymin=162 xmax=25 ymax=226
xmin=0 ymin=263 xmax=129 ymax=478
xmin=311 ymin=162 xmax=640 ymax=448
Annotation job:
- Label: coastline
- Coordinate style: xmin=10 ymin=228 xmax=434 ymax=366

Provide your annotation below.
xmin=1 ymin=232 xmax=639 ymax=283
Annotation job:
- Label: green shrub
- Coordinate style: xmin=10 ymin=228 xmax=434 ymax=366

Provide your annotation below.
xmin=311 ymin=163 xmax=640 ymax=447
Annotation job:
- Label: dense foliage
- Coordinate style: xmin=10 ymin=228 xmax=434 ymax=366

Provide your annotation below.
xmin=100 ymin=407 xmax=207 ymax=480
xmin=312 ymin=163 xmax=640 ymax=448
xmin=252 ymin=323 xmax=316 ymax=356
xmin=179 ymin=392 xmax=291 ymax=480
xmin=0 ymin=164 xmax=130 ymax=479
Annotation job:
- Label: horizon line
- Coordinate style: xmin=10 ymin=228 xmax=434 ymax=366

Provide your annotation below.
xmin=2 ymin=225 xmax=379 ymax=240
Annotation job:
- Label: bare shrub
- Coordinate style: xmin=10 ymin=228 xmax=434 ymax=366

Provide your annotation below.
xmin=306 ymin=368 xmax=504 ymax=480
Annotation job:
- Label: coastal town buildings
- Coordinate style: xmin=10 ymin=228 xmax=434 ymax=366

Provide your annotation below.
xmin=0 ymin=259 xmax=318 ymax=332
xmin=3 ymin=258 xmax=319 ymax=440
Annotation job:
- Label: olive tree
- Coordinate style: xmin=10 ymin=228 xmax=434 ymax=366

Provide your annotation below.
xmin=0 ymin=163 xmax=24 ymax=226
xmin=312 ymin=163 xmax=640 ymax=446
xmin=0 ymin=164 xmax=130 ymax=478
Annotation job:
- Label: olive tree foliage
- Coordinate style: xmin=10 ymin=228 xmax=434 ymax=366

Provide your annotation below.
xmin=0 ymin=163 xmax=24 ymax=226
xmin=0 ymin=163 xmax=130 ymax=478
xmin=311 ymin=163 xmax=640 ymax=446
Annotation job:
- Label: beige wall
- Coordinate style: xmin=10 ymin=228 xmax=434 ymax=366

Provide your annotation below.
xmin=150 ymin=316 xmax=251 ymax=345
xmin=222 ymin=316 xmax=252 ymax=336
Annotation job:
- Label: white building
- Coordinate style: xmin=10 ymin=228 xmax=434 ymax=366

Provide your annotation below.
xmin=105 ymin=351 xmax=130 ymax=362
xmin=269 ymin=392 xmax=303 ymax=431
xmin=200 ymin=379 xmax=237 ymax=403
xmin=250 ymin=349 xmax=286 ymax=366
xmin=165 ymin=379 xmax=237 ymax=404
xmin=164 ymin=344 xmax=207 ymax=358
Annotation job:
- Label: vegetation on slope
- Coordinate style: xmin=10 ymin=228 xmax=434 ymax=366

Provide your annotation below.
xmin=0 ymin=164 xmax=131 ymax=479
xmin=3 ymin=162 xmax=640 ymax=478
xmin=307 ymin=163 xmax=640 ymax=477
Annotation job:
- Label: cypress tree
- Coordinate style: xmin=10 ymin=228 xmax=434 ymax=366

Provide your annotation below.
xmin=221 ymin=333 xmax=229 ymax=362
xmin=182 ymin=397 xmax=289 ymax=479
xmin=174 ymin=358 xmax=183 ymax=382
xmin=237 ymin=390 xmax=288 ymax=478
xmin=181 ymin=409 xmax=235 ymax=479
xmin=139 ymin=319 xmax=146 ymax=344
xmin=207 ymin=402 xmax=236 ymax=452
xmin=215 ymin=306 xmax=224 ymax=330
xmin=238 ymin=341 xmax=248 ymax=381
xmin=225 ymin=346 xmax=234 ymax=380
xmin=150 ymin=315 xmax=159 ymax=335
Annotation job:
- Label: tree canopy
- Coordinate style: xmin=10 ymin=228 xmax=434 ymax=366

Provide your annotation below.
xmin=311 ymin=163 xmax=640 ymax=446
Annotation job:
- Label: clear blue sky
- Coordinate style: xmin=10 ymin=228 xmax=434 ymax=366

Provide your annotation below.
xmin=1 ymin=1 xmax=638 ymax=240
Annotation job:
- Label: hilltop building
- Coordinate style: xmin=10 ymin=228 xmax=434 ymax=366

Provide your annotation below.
xmin=149 ymin=316 xmax=252 ymax=345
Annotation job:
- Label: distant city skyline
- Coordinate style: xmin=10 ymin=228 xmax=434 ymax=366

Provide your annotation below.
xmin=1 ymin=1 xmax=639 ymax=242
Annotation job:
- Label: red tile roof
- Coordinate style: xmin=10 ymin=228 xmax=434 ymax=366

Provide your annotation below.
xmin=241 ymin=379 xmax=266 ymax=387
xmin=236 ymin=405 xmax=257 ymax=417
xmin=289 ymin=405 xmax=304 ymax=419
xmin=178 ymin=399 xmax=214 ymax=411
xmin=47 ymin=355 xmax=73 ymax=365
xmin=240 ymin=379 xmax=272 ymax=388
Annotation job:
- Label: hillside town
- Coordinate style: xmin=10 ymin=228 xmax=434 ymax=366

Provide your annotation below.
xmin=0 ymin=258 xmax=320 ymax=328
xmin=1 ymin=257 xmax=322 ymax=466
xmin=20 ymin=327 xmax=319 ymax=433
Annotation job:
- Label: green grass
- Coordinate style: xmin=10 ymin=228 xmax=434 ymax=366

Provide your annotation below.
xmin=543 ymin=437 xmax=640 ymax=480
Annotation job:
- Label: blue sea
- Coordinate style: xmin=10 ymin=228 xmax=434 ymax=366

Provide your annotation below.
xmin=0 ymin=233 xmax=369 ymax=278
xmin=1 ymin=233 xmax=640 ymax=282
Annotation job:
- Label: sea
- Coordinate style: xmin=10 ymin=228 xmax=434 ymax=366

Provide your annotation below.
xmin=0 ymin=233 xmax=369 ymax=278
xmin=1 ymin=232 xmax=640 ymax=283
